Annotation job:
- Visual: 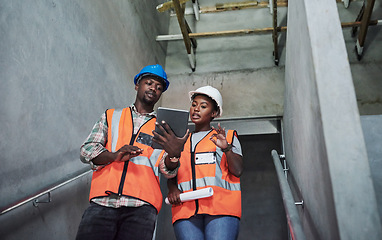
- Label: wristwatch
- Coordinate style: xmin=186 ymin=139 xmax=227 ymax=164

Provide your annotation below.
xmin=169 ymin=156 xmax=180 ymax=163
xmin=222 ymin=144 xmax=232 ymax=153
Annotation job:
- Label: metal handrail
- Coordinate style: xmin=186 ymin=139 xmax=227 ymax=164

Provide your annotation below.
xmin=271 ymin=150 xmax=306 ymax=240
xmin=1 ymin=169 xmax=92 ymax=215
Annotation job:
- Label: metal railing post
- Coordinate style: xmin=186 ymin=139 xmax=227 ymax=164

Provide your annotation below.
xmin=272 ymin=150 xmax=306 ymax=240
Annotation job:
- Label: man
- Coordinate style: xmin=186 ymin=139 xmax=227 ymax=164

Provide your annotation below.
xmin=76 ymin=64 xmax=181 ymax=240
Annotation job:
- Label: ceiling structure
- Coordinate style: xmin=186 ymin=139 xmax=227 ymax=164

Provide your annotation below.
xmin=156 ymin=0 xmax=381 ymax=71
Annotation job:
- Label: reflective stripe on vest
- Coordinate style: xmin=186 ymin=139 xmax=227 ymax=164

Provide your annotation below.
xmin=111 ymin=109 xmax=123 ymax=152
xmin=129 ymin=153 xmax=161 ymax=177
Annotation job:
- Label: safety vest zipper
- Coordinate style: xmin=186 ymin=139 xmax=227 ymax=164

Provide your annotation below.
xmin=190 ymin=133 xmax=199 ymax=215
xmin=117 ymin=111 xmax=153 ymax=196
xmin=190 ymin=130 xmax=212 ymax=215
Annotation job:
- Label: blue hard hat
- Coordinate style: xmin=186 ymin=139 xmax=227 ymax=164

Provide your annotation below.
xmin=134 ymin=64 xmax=169 ymax=92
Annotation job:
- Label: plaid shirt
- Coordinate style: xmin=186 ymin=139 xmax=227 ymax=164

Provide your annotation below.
xmin=80 ymin=104 xmax=177 ymax=208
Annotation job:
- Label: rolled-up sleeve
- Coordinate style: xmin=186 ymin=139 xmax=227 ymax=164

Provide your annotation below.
xmin=80 ymin=113 xmax=108 ymax=167
xmin=159 ymin=152 xmax=179 ymax=179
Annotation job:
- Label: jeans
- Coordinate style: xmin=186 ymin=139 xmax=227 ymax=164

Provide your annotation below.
xmin=76 ymin=202 xmax=157 ymax=240
xmin=173 ymin=214 xmax=240 ymax=240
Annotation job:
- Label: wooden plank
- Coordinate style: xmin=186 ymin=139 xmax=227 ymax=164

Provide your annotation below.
xmin=157 ymin=0 xmax=190 ymax=13
xmin=159 ymin=0 xmax=357 ymax=14
xmin=201 ymin=1 xmax=287 ymax=13
xmin=356 ymin=0 xmax=376 ymax=59
xmin=357 ymin=0 xmax=375 ymax=46
xmin=272 ymin=0 xmax=279 ymax=65
xmin=185 ymin=20 xmax=197 ymax=48
xmin=188 ymin=26 xmax=287 ymax=38
xmin=156 ymin=27 xmax=286 ymax=41
xmin=215 ymin=1 xmax=258 ymax=11
xmin=158 ymin=0 xmax=288 ymax=14
xmin=335 ymin=0 xmax=358 ymax=3
xmin=173 ymin=0 xmax=192 ymax=53
xmin=156 ymin=20 xmax=380 ymax=41
xmin=352 ymin=3 xmax=365 ymax=37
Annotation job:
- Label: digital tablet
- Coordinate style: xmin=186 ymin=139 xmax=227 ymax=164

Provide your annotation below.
xmin=152 ymin=107 xmax=189 ymax=149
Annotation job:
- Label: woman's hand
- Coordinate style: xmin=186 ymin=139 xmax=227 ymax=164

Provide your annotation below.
xmin=210 ymin=123 xmax=243 ymax=177
xmin=210 ymin=123 xmax=229 ymax=149
xmin=167 ymin=178 xmax=182 ymax=205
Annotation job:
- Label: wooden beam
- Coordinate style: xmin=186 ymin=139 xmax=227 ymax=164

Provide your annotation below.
xmin=158 ymin=0 xmax=289 ymax=14
xmin=189 ymin=26 xmax=287 ymax=38
xmin=352 ymin=3 xmax=365 ymax=37
xmin=356 ymin=0 xmax=376 ymax=60
xmin=173 ymin=0 xmax=192 ymax=53
xmin=159 ymin=0 xmax=359 ymax=14
xmin=215 ymin=1 xmax=259 ymax=11
xmin=157 ymin=26 xmax=287 ymax=41
xmin=335 ymin=0 xmax=357 ymax=4
xmin=173 ymin=0 xmax=196 ymax=70
xmin=156 ymin=20 xmax=380 ymax=41
xmin=272 ymin=0 xmax=279 ymax=65
xmin=201 ymin=1 xmax=287 ymax=13
xmin=157 ymin=0 xmax=190 ymax=13
xmin=342 ymin=20 xmax=379 ymax=28
xmin=185 ymin=19 xmax=197 ymax=48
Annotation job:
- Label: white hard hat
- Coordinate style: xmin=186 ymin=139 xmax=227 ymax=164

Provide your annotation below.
xmin=189 ymin=86 xmax=223 ymax=117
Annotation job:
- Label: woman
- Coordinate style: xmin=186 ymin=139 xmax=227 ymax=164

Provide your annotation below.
xmin=153 ymin=86 xmax=243 ymax=240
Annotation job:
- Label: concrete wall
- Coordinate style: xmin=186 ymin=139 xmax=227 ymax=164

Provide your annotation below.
xmin=159 ymin=1 xmax=382 ymax=238
xmin=0 ymin=1 xmax=169 ymax=239
xmin=161 ymin=69 xmax=285 ymax=118
xmin=361 ymin=115 xmax=382 ymax=222
xmin=1 ymin=0 xmax=381 ymax=239
xmin=284 ymin=0 xmax=381 ymax=239
xmin=161 ymin=1 xmax=382 ymax=118
xmin=162 ymin=3 xmax=287 ymax=117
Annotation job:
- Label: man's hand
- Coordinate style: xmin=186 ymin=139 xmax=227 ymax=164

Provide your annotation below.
xmin=91 ymin=145 xmax=143 ymax=166
xmin=114 ymin=145 xmax=143 ymax=162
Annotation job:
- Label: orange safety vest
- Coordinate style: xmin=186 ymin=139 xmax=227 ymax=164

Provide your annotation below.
xmin=89 ymin=107 xmax=164 ymax=213
xmin=171 ymin=129 xmax=241 ymax=223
